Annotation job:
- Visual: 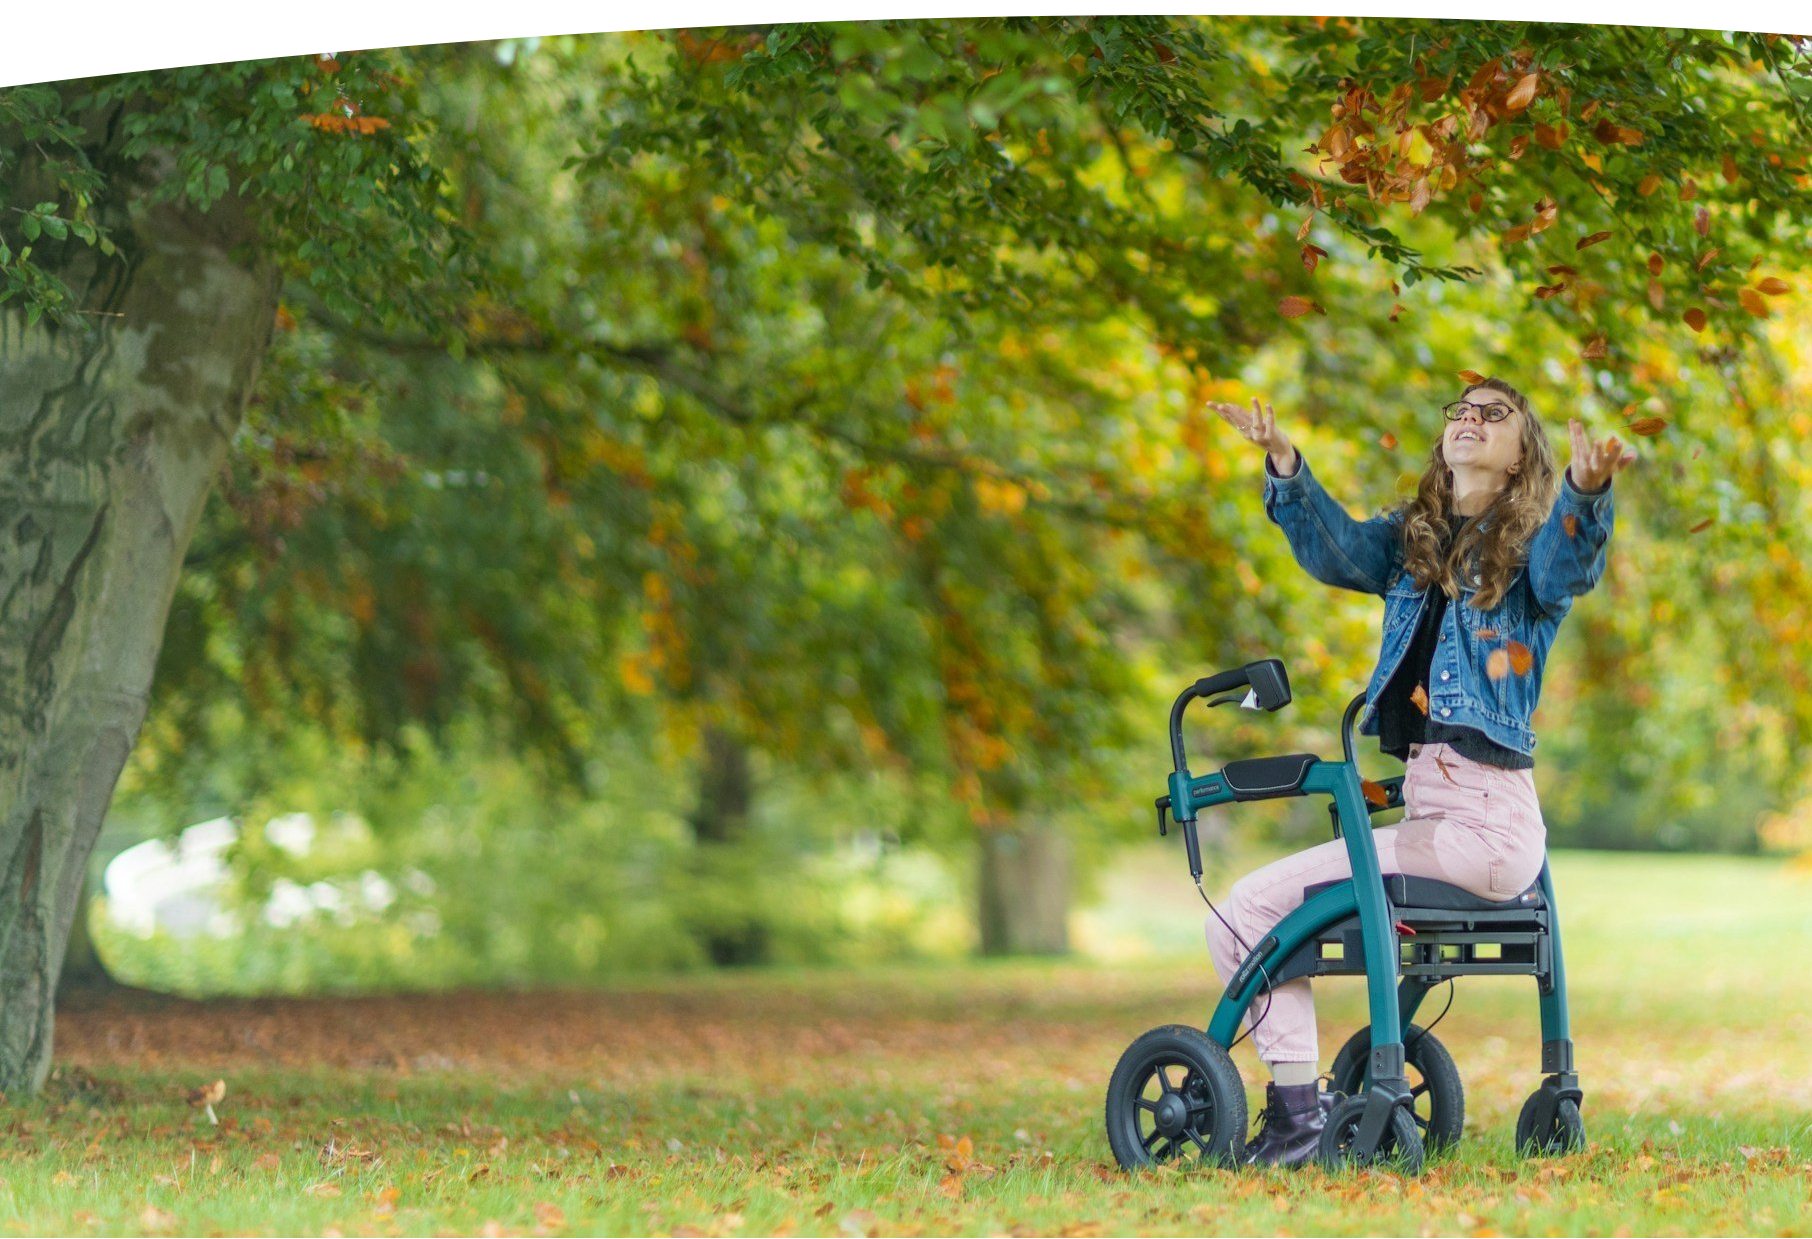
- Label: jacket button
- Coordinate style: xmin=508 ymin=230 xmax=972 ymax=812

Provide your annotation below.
xmin=1440 ymin=671 xmax=1451 ymax=682
xmin=1441 ymin=707 xmax=1452 ymax=717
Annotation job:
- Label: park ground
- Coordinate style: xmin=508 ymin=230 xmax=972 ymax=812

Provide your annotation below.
xmin=4 ymin=849 xmax=1810 ymax=1236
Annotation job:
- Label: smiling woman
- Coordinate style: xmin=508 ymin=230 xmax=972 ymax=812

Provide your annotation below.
xmin=1199 ymin=385 xmax=1635 ymax=1166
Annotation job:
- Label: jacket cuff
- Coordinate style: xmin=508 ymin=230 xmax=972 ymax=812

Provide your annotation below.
xmin=1263 ymin=450 xmax=1309 ymax=501
xmin=1560 ymin=466 xmax=1612 ymax=517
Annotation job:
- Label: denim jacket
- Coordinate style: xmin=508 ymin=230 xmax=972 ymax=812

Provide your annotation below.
xmin=1262 ymin=452 xmax=1615 ymax=757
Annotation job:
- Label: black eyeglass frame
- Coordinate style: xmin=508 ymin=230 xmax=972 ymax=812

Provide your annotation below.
xmin=1441 ymin=400 xmax=1516 ymax=423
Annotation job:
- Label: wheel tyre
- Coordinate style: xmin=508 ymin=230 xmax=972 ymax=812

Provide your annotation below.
xmin=1105 ymin=1024 xmax=1247 ymax=1170
xmin=1329 ymin=1024 xmax=1465 ymax=1155
xmin=1515 ymin=1092 xmax=1586 ymax=1156
xmin=1317 ymin=1094 xmax=1426 ymax=1174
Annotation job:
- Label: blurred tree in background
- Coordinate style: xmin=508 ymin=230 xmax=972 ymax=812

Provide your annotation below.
xmin=4 ymin=19 xmax=1812 ymax=1088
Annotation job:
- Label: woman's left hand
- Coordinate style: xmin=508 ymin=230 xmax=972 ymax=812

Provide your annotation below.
xmin=1566 ymin=419 xmax=1637 ymax=493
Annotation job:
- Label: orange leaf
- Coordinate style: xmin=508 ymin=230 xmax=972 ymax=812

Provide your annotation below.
xmin=1581 ymin=336 xmax=1607 ymax=360
xmin=1504 ymin=72 xmax=1540 ymax=112
xmin=1694 ymin=249 xmax=1719 ymax=272
xmin=1576 ymin=231 xmax=1612 ymax=250
xmin=1739 ymin=287 xmax=1770 ymax=318
xmin=1688 ymin=517 xmax=1713 ymax=533
xmin=1506 ymin=640 xmax=1534 ymax=675
xmin=1545 ymin=264 xmax=1578 ymax=277
xmin=1756 ymin=276 xmax=1790 ymax=295
xmin=1502 ymin=223 xmax=1533 ymax=244
xmin=1301 ymin=244 xmax=1328 ymax=273
xmin=1628 ymin=416 xmax=1668 ymax=436
xmin=1297 ymin=215 xmax=1315 ymax=242
xmin=1486 ymin=649 xmax=1511 ymax=680
xmin=1647 ymin=253 xmax=1664 ymax=277
xmin=1278 ymin=295 xmax=1322 ymax=319
xmin=1434 ymin=754 xmax=1458 ymax=784
xmin=1458 ymin=369 xmax=1486 ymax=384
xmin=1683 ymin=307 xmax=1708 ymax=333
xmin=1410 ymin=684 xmax=1429 ymax=716
xmin=1379 ymin=431 xmax=1399 ymax=450
xmin=1474 ymin=626 xmax=1500 ymax=639
xmin=1680 ymin=178 xmax=1699 ymax=201
xmin=1562 ymin=514 xmax=1579 ymax=538
xmin=1361 ymin=779 xmax=1390 ymax=808
xmin=1694 ymin=206 xmax=1711 ymax=237
xmin=1722 ymin=152 xmax=1740 ymax=183
xmin=1534 ymin=283 xmax=1567 ymax=300
xmin=1636 ymin=174 xmax=1662 ymax=196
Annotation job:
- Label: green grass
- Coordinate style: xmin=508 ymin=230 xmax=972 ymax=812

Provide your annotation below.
xmin=5 ymin=849 xmax=1810 ymax=1236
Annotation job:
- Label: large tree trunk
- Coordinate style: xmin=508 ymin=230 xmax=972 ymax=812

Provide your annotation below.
xmin=682 ymin=725 xmax=771 ymax=966
xmin=0 ymin=144 xmax=277 ymax=1093
xmin=977 ymin=825 xmax=1071 ymax=956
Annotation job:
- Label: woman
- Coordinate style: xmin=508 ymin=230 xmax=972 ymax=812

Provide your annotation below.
xmin=1203 ymin=380 xmax=1635 ymax=1167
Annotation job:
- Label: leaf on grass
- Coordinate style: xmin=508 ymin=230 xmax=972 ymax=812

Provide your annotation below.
xmin=1575 ymin=231 xmax=1612 ymax=250
xmin=938 ymin=1174 xmax=965 ymax=1200
xmin=1278 ymin=295 xmax=1322 ymax=319
xmin=305 ymin=1183 xmax=343 ymax=1198
xmin=1379 ymin=432 xmax=1399 ymax=450
xmin=1410 ymin=684 xmax=1429 ymax=716
xmin=1361 ymin=779 xmax=1390 ymax=807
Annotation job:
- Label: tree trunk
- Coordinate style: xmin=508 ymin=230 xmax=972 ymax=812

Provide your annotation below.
xmin=683 ymin=725 xmax=770 ymax=966
xmin=977 ymin=825 xmax=1071 ymax=956
xmin=0 ymin=146 xmax=277 ymax=1093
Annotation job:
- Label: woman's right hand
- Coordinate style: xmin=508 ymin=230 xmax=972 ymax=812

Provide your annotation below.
xmin=1208 ymin=398 xmax=1298 ymax=477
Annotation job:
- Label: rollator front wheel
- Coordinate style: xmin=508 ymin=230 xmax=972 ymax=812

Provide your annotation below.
xmin=1328 ymin=1024 xmax=1465 ymax=1154
xmin=1317 ymin=1094 xmax=1426 ymax=1174
xmin=1104 ymin=1025 xmax=1246 ymax=1169
xmin=1515 ymin=1091 xmax=1586 ymax=1156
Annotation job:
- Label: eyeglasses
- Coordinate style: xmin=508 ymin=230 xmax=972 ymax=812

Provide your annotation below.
xmin=1442 ymin=400 xmax=1515 ymax=422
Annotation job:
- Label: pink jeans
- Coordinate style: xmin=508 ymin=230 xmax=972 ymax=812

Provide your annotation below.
xmin=1204 ymin=741 xmax=1547 ymax=1065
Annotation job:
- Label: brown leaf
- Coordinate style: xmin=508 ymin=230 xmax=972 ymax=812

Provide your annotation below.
xmin=1506 ymin=640 xmax=1534 ymax=675
xmin=1680 ymin=178 xmax=1699 ymax=201
xmin=1501 ymin=223 xmax=1533 ymax=244
xmin=1581 ymin=336 xmax=1607 ymax=360
xmin=1474 ymin=626 xmax=1500 ymax=639
xmin=1722 ymin=151 xmax=1740 ymax=183
xmin=1379 ymin=431 xmax=1399 ymax=450
xmin=1628 ymin=416 xmax=1668 ymax=436
xmin=534 ymin=1203 xmax=567 ymax=1228
xmin=1361 ymin=779 xmax=1390 ymax=808
xmin=1534 ymin=283 xmax=1567 ymax=300
xmin=1410 ymin=684 xmax=1429 ymax=716
xmin=1545 ymin=264 xmax=1578 ymax=277
xmin=1458 ymin=369 xmax=1486 ymax=384
xmin=1534 ymin=121 xmax=1566 ymax=149
xmin=1683 ymin=307 xmax=1708 ymax=333
xmin=1504 ymin=72 xmax=1540 ymax=112
xmin=1636 ymin=173 xmax=1662 ymax=196
xmin=1278 ymin=295 xmax=1322 ymax=319
xmin=1467 ymin=190 xmax=1484 ymax=213
xmin=1575 ymin=231 xmax=1612 ymax=250
xmin=1688 ymin=517 xmax=1714 ymax=534
xmin=938 ymin=1174 xmax=964 ymax=1200
xmin=1562 ymin=514 xmax=1579 ymax=538
xmin=1647 ymin=253 xmax=1664 ymax=277
xmin=186 ymin=1079 xmax=226 ymax=1107
xmin=1694 ymin=248 xmax=1719 ymax=272
xmin=1694 ymin=206 xmax=1711 ymax=237
xmin=1301 ymin=244 xmax=1328 ymax=273
xmin=1486 ymin=649 xmax=1511 ymax=681
xmin=1756 ymin=276 xmax=1790 ymax=295
xmin=1297 ymin=215 xmax=1315 ymax=242
xmin=1648 ymin=279 xmax=1666 ymax=311
xmin=1739 ymin=287 xmax=1770 ymax=317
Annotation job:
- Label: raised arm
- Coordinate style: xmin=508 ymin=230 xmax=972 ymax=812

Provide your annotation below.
xmin=1210 ymin=398 xmax=1402 ymax=597
xmin=1526 ymin=419 xmax=1635 ymax=617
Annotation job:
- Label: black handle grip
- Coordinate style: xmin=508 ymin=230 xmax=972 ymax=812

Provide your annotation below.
xmin=1182 ymin=818 xmax=1203 ymax=881
xmin=1155 ymin=796 xmax=1171 ymax=837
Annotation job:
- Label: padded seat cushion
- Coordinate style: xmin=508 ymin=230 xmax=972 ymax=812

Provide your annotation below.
xmin=1305 ymin=873 xmax=1545 ymax=912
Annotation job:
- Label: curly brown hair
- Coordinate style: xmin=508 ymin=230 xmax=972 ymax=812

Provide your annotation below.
xmin=1389 ymin=378 xmax=1561 ymax=611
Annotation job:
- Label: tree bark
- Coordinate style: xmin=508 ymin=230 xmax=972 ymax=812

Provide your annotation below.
xmin=977 ymin=825 xmax=1071 ymax=956
xmin=683 ymin=725 xmax=771 ymax=966
xmin=0 ymin=145 xmax=277 ymax=1093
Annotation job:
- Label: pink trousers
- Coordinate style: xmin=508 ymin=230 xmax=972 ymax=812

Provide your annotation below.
xmin=1204 ymin=741 xmax=1547 ymax=1065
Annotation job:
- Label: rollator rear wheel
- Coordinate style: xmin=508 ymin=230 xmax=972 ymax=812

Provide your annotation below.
xmin=1328 ymin=1024 xmax=1465 ymax=1154
xmin=1105 ymin=1025 xmax=1246 ymax=1169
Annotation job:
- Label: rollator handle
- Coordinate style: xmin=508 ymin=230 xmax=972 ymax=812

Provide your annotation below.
xmin=1182 ymin=818 xmax=1204 ymax=882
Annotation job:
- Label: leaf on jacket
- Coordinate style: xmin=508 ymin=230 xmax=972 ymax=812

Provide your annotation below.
xmin=1562 ymin=514 xmax=1579 ymax=538
xmin=1507 ymin=640 xmax=1534 ymax=675
xmin=1486 ymin=649 xmax=1511 ymax=680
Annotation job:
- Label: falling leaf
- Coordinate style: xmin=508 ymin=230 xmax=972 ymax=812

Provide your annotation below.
xmin=1562 ymin=513 xmax=1580 ymax=538
xmin=1694 ymin=206 xmax=1711 ymax=237
xmin=1575 ymin=231 xmax=1612 ymax=250
xmin=1694 ymin=248 xmax=1719 ymax=272
xmin=1301 ymin=244 xmax=1328 ymax=273
xmin=1507 ymin=640 xmax=1534 ymax=675
xmin=1379 ymin=432 xmax=1399 ymax=450
xmin=1545 ymin=264 xmax=1578 ymax=277
xmin=1278 ymin=295 xmax=1322 ymax=319
xmin=1434 ymin=754 xmax=1458 ymax=784
xmin=1581 ymin=336 xmax=1607 ymax=360
xmin=1647 ymin=253 xmax=1664 ymax=277
xmin=1474 ymin=626 xmax=1500 ymax=639
xmin=1297 ymin=215 xmax=1315 ymax=242
xmin=1410 ymin=684 xmax=1429 ymax=715
xmin=1680 ymin=177 xmax=1699 ymax=201
xmin=1628 ymin=416 xmax=1668 ymax=435
xmin=1467 ymin=190 xmax=1484 ymax=213
xmin=1486 ymin=649 xmax=1511 ymax=681
xmin=1502 ymin=222 xmax=1533 ymax=244
xmin=1361 ymin=779 xmax=1390 ymax=807
xmin=1689 ymin=517 xmax=1714 ymax=534
xmin=1636 ymin=174 xmax=1662 ymax=196
xmin=1683 ymin=308 xmax=1708 ymax=333
xmin=1534 ymin=283 xmax=1567 ymax=300
xmin=1756 ymin=276 xmax=1790 ymax=295
xmin=1739 ymin=288 xmax=1770 ymax=317
xmin=1458 ymin=369 xmax=1486 ymax=384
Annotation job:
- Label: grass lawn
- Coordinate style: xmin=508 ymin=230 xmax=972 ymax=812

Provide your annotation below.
xmin=5 ymin=849 xmax=1810 ymax=1236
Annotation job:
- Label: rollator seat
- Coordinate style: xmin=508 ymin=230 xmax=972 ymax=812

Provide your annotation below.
xmin=1305 ymin=873 xmax=1545 ymax=912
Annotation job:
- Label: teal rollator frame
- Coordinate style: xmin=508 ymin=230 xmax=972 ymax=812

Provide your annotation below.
xmin=1104 ymin=657 xmax=1587 ymax=1172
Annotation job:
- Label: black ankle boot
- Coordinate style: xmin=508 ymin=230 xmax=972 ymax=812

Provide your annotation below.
xmin=1243 ymin=1082 xmax=1329 ymax=1168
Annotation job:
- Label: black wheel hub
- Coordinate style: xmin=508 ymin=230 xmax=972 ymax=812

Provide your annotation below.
xmin=1153 ymin=1090 xmax=1191 ymax=1136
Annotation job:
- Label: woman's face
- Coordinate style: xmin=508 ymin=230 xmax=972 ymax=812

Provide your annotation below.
xmin=1443 ymin=386 xmax=1525 ymax=478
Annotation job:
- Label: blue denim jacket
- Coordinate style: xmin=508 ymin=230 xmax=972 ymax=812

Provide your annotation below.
xmin=1262 ymin=452 xmax=1615 ymax=758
